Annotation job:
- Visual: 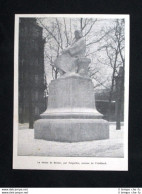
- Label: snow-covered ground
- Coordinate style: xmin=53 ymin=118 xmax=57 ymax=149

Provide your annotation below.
xmin=18 ymin=123 xmax=124 ymax=158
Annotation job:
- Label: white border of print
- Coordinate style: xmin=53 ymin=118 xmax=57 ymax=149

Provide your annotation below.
xmin=13 ymin=14 xmax=129 ymax=171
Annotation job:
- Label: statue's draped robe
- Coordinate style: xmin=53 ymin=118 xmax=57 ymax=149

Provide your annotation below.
xmin=54 ymin=37 xmax=86 ymax=73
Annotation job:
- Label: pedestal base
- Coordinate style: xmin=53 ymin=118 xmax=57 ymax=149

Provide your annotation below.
xmin=34 ymin=75 xmax=109 ymax=142
xmin=34 ymin=119 xmax=109 ymax=142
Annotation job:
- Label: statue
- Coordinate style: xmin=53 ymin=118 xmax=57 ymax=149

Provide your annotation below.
xmin=53 ymin=30 xmax=91 ymax=77
xmin=34 ymin=30 xmax=109 ymax=142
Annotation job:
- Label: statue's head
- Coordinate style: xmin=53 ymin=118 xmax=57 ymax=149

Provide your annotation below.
xmin=74 ymin=30 xmax=82 ymax=40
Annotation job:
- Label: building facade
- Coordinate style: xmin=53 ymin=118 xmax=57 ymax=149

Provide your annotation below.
xmin=19 ymin=18 xmax=46 ymax=128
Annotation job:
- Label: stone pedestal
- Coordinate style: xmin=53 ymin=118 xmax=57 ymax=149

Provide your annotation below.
xmin=34 ymin=75 xmax=109 ymax=142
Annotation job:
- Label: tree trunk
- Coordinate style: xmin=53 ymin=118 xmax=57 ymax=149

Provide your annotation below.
xmin=115 ymin=86 xmax=121 ymax=130
xmin=108 ymin=72 xmax=115 ymax=121
xmin=115 ymin=68 xmax=124 ymax=130
xmin=28 ymin=89 xmax=34 ymax=129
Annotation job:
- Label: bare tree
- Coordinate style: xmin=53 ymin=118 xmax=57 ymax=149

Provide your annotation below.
xmin=95 ymin=19 xmax=125 ymax=121
xmin=37 ymin=17 xmax=99 ymax=81
xmin=36 ymin=18 xmax=124 ymax=103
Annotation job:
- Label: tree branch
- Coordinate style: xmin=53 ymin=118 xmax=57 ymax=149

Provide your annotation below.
xmin=55 ymin=18 xmax=63 ymax=49
xmin=37 ymin=18 xmax=63 ymax=49
xmin=83 ymin=19 xmax=97 ymax=37
xmin=86 ymin=29 xmax=113 ymax=47
xmin=63 ymin=18 xmax=69 ymax=46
